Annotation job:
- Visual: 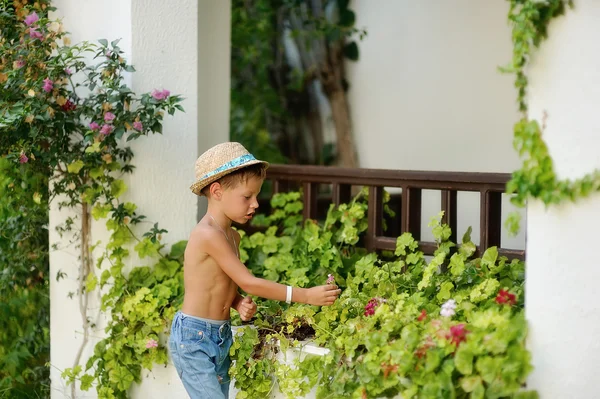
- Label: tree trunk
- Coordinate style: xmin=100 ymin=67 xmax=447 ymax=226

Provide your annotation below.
xmin=328 ymin=87 xmax=358 ymax=168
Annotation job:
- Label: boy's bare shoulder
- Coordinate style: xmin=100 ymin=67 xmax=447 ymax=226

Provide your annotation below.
xmin=186 ymin=223 xmax=221 ymax=253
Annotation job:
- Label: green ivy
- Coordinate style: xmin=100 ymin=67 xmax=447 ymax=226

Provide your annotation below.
xmin=503 ymin=0 xmax=600 ymax=234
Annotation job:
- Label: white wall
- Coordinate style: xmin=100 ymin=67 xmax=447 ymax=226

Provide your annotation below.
xmin=525 ymin=2 xmax=600 ymax=397
xmin=347 ymin=0 xmax=525 ymax=249
xmin=49 ymin=1 xmax=230 ymax=397
xmin=49 ymin=2 xmax=133 ymax=397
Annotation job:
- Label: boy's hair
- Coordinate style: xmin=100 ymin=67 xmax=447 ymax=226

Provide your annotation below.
xmin=201 ymin=163 xmax=267 ymax=196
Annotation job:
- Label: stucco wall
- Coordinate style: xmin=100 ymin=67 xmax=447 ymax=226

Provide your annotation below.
xmin=525 ymin=2 xmax=600 ymax=397
xmin=49 ymin=2 xmax=133 ymax=397
xmin=347 ymin=0 xmax=525 ymax=249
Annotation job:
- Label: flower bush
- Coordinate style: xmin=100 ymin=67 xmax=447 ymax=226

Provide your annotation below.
xmin=1 ymin=2 xmax=183 ymax=398
xmin=228 ymin=191 xmax=536 ymax=399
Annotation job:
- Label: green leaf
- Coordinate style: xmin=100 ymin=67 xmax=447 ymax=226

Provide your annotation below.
xmin=343 ymin=42 xmax=359 ymax=61
xmin=339 ymin=9 xmax=356 ymax=27
xmin=98 ymin=38 xmax=108 ymax=47
xmin=85 ymin=142 xmax=102 ymax=154
xmin=89 ymin=167 xmax=104 ymax=179
xmin=80 ymin=374 xmax=95 ymax=391
xmin=481 ymin=247 xmax=499 ymax=270
xmin=67 ymin=160 xmax=85 ymax=174
xmin=504 ymin=211 xmax=521 ymax=237
xmin=476 ymin=356 xmax=501 ymax=383
xmin=449 ymin=253 xmax=465 ymax=276
xmin=425 ymin=349 xmax=443 ymax=372
xmin=472 ymin=380 xmax=485 ymax=399
xmin=437 ymin=281 xmax=454 ymax=301
xmin=169 ymin=240 xmax=187 ymax=260
xmin=92 ymin=204 xmax=111 ymax=220
xmin=134 ymin=238 xmax=159 ymax=259
xmin=108 ymin=365 xmax=135 ymax=391
xmin=455 ymin=346 xmax=474 ymax=375
xmin=462 ymin=226 xmax=473 ymax=243
xmin=155 ymin=258 xmax=181 ymax=280
xmin=469 ymin=278 xmax=500 ymax=303
xmin=460 ymin=375 xmax=482 ymax=393
xmin=114 ymin=126 xmax=126 ymax=140
xmin=85 ymin=273 xmax=98 ymax=292
xmin=110 ymin=179 xmax=127 ymax=198
xmin=100 ymin=269 xmax=111 ymax=286
xmin=514 ymin=391 xmax=540 ymax=399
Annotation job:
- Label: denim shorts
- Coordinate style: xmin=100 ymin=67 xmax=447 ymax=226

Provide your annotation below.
xmin=169 ymin=311 xmax=233 ymax=398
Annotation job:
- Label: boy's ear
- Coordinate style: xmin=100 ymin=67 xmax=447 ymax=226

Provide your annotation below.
xmin=209 ymin=182 xmax=223 ymax=199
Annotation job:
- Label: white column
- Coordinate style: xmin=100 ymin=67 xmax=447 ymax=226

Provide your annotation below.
xmin=49 ymin=2 xmax=133 ymax=398
xmin=128 ymin=2 xmax=230 ymax=397
xmin=525 ymin=2 xmax=600 ymax=397
xmin=49 ymin=1 xmax=231 ymax=397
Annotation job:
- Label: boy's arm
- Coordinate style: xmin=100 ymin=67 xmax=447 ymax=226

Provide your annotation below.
xmin=198 ymin=229 xmax=340 ymax=306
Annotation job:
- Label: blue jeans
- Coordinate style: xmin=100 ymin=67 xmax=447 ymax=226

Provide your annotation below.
xmin=169 ymin=312 xmax=233 ymax=398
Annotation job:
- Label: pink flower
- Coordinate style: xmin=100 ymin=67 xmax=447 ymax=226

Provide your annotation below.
xmin=19 ymin=152 xmax=28 ymax=164
xmin=24 ymin=12 xmax=39 ymax=26
xmin=447 ymin=324 xmax=469 ymax=346
xmin=64 ymin=68 xmax=73 ymax=75
xmin=326 ymin=274 xmax=335 ymax=285
xmin=28 ymin=27 xmax=43 ymax=40
xmin=104 ymin=112 xmax=116 ymax=122
xmin=151 ymin=89 xmax=170 ymax=101
xmin=133 ymin=121 xmax=143 ymax=131
xmin=100 ymin=124 xmax=113 ymax=136
xmin=364 ymin=297 xmax=386 ymax=317
xmin=89 ymin=122 xmax=100 ymax=131
xmin=145 ymin=339 xmax=158 ymax=349
xmin=42 ymin=78 xmax=53 ymax=93
xmin=495 ymin=289 xmax=517 ymax=306
xmin=16 ymin=59 xmax=26 ymax=68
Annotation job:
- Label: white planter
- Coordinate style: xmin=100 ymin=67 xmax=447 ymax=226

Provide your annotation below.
xmin=130 ymin=327 xmax=330 ymax=399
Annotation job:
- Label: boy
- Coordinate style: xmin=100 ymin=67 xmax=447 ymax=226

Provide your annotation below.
xmin=169 ymin=142 xmax=341 ymax=398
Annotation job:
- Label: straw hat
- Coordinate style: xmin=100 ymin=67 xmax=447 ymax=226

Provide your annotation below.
xmin=190 ymin=142 xmax=269 ymax=196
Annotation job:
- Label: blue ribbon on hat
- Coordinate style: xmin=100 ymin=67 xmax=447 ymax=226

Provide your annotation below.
xmin=200 ymin=154 xmax=257 ymax=180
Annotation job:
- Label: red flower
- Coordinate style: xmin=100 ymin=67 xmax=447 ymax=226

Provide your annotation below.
xmin=495 ymin=289 xmax=517 ymax=306
xmin=447 ymin=323 xmax=468 ymax=346
xmin=417 ymin=309 xmax=427 ymax=322
xmin=61 ymin=100 xmax=76 ymax=112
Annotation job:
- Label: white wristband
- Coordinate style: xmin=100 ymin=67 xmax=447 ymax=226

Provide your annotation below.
xmin=286 ymin=285 xmax=292 ymax=304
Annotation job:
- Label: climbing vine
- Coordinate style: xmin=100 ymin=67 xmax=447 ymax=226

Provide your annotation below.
xmin=0 ymin=4 xmax=183 ymax=398
xmin=503 ymin=0 xmax=600 ymax=232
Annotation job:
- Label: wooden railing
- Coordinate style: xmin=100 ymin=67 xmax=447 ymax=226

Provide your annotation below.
xmin=259 ymin=164 xmax=524 ymax=260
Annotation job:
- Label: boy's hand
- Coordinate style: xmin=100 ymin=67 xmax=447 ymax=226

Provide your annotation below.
xmin=305 ymin=284 xmax=341 ymax=306
xmin=236 ymin=296 xmax=257 ymax=321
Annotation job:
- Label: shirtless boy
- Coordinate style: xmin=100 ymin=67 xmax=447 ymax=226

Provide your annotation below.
xmin=168 ymin=142 xmax=341 ymax=398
